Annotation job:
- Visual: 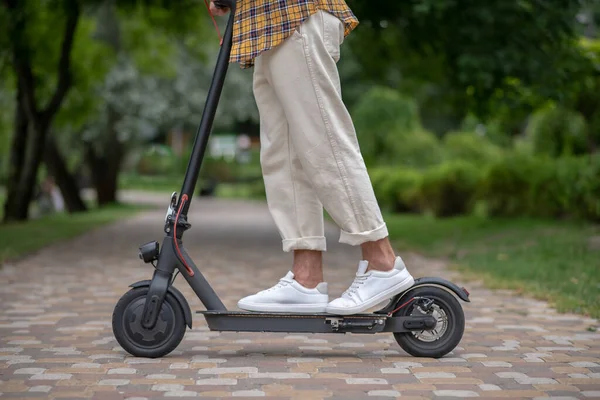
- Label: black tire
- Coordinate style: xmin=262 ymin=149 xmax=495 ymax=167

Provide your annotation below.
xmin=112 ymin=287 xmax=186 ymax=358
xmin=393 ymin=286 xmax=465 ymax=358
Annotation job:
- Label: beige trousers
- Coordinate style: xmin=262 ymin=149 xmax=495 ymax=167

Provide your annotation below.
xmin=253 ymin=10 xmax=388 ymax=252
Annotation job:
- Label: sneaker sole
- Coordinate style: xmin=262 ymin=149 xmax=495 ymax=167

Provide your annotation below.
xmin=237 ymin=301 xmax=328 ymax=314
xmin=325 ymin=274 xmax=415 ymax=315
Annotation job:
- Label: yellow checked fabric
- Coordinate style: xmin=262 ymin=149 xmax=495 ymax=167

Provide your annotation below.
xmin=231 ymin=0 xmax=359 ymax=68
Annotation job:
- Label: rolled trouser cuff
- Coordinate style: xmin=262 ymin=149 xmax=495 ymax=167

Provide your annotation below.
xmin=282 ymin=236 xmax=327 ymax=252
xmin=339 ymin=222 xmax=388 ymax=246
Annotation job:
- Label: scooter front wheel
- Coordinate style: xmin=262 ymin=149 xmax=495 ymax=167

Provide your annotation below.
xmin=393 ymin=286 xmax=465 ymax=358
xmin=112 ymin=287 xmax=186 ymax=358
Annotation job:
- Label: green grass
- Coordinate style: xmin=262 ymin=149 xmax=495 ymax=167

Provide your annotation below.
xmin=0 ymin=202 xmax=148 ymax=265
xmin=385 ymin=213 xmax=600 ymax=319
xmin=119 ymin=174 xmax=180 ymax=193
xmin=119 ymin=173 xmax=267 ymax=201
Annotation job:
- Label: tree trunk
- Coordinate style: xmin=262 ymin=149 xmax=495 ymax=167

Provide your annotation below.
xmin=43 ymin=136 xmax=88 ymax=213
xmin=2 ymin=0 xmax=81 ymax=222
xmin=86 ymin=143 xmax=123 ymax=206
xmin=3 ymin=83 xmax=30 ymax=222
xmin=86 ymin=107 xmax=124 ymax=206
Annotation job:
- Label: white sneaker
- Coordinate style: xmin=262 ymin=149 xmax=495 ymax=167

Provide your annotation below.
xmin=237 ymin=271 xmax=329 ymax=313
xmin=326 ymin=256 xmax=414 ymax=315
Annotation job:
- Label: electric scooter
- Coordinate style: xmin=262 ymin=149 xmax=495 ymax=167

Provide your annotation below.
xmin=112 ymin=0 xmax=470 ymax=359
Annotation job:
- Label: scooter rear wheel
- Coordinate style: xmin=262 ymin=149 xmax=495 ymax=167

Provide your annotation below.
xmin=393 ymin=286 xmax=465 ymax=358
xmin=112 ymin=287 xmax=186 ymax=358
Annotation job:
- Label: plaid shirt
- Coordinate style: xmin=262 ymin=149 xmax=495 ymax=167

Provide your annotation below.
xmin=231 ymin=0 xmax=359 ymax=68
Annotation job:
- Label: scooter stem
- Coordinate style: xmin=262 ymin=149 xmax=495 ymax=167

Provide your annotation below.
xmin=179 ymin=2 xmax=237 ymax=216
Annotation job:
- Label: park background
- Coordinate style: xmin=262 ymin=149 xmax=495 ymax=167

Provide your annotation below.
xmin=0 ymin=0 xmax=598 ymax=321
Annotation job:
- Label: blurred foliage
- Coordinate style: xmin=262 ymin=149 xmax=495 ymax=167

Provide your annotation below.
xmin=2 ymin=0 xmax=600 ymax=226
xmin=370 ymin=168 xmax=422 ymax=213
xmin=351 ymin=86 xmax=444 ymax=167
xmin=352 ymin=86 xmax=422 ymax=166
xmin=346 ymin=0 xmax=588 ymax=118
xmin=476 ymin=153 xmax=600 ymax=220
xmin=414 ymin=160 xmax=482 ymax=218
xmin=525 ymin=105 xmax=589 ymax=157
xmin=442 ymin=131 xmax=505 ymax=163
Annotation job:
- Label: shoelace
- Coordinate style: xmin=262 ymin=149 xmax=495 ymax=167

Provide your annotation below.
xmin=341 ymin=274 xmax=369 ymax=298
xmin=265 ymin=277 xmax=293 ymax=292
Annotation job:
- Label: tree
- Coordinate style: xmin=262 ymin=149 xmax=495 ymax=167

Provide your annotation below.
xmin=2 ymin=0 xmax=82 ymax=222
xmin=0 ymin=0 xmax=220 ymax=220
xmin=345 ymin=0 xmax=587 ymax=123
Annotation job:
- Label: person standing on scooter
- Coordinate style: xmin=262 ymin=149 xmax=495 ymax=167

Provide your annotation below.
xmin=210 ymin=0 xmax=415 ymax=315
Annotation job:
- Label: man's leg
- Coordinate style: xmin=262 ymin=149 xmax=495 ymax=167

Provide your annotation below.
xmin=264 ymin=10 xmax=414 ymax=314
xmin=236 ymin=48 xmax=329 ymax=313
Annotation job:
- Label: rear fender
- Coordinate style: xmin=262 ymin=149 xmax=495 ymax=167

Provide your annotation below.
xmin=375 ymin=277 xmax=470 ymax=315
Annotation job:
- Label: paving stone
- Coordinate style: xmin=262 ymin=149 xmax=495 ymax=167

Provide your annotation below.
xmin=232 ymin=390 xmax=265 ymax=397
xmin=14 ymin=368 xmax=46 ymax=375
xmin=415 ymin=371 xmax=455 ymax=379
xmin=97 ymin=379 xmax=129 ymax=386
xmin=532 ymin=397 xmax=579 ymax=400
xmin=380 ymin=367 xmax=409 ymax=374
xmin=0 ymin=195 xmax=598 ymax=400
xmin=164 ymin=391 xmax=198 ymax=397
xmin=195 ymin=378 xmax=237 ymax=385
xmin=481 ymin=361 xmax=512 ymax=367
xmin=345 ymin=378 xmax=388 ymax=385
xmin=28 ymin=386 xmax=52 ymax=393
xmin=29 ymin=374 xmax=72 ymax=381
xmin=151 ymin=384 xmax=185 ymax=392
xmin=433 ymin=390 xmax=479 ymax=397
xmin=145 ymin=374 xmax=176 ymax=379
xmin=249 ymin=373 xmax=310 ymax=379
xmin=479 ymin=384 xmax=502 ymax=391
xmin=107 ymin=368 xmax=136 ymax=375
xmin=197 ymin=367 xmax=258 ymax=375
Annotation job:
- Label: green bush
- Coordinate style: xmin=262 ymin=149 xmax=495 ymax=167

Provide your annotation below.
xmin=478 ymin=154 xmax=549 ymax=217
xmin=413 ymin=160 xmax=482 ymax=217
xmin=574 ymin=154 xmax=600 ymax=221
xmin=526 ymin=105 xmax=589 ymax=157
xmin=199 ymin=157 xmax=235 ymax=183
xmin=477 ymin=153 xmax=600 ymax=220
xmin=136 ymin=145 xmax=177 ymax=176
xmin=394 ymin=129 xmax=446 ymax=168
xmin=352 ymin=86 xmax=424 ymax=166
xmin=370 ymin=168 xmax=421 ymax=213
xmin=443 ymin=131 xmax=504 ymax=163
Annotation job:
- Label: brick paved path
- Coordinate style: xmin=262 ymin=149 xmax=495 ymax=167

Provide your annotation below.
xmin=1 ymin=193 xmax=599 ymax=399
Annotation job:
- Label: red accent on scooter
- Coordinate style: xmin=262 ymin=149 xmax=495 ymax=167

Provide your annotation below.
xmin=174 ymin=194 xmax=194 ymax=277
xmin=388 ymin=297 xmax=415 ymax=317
xmin=204 ymin=0 xmax=224 ymax=46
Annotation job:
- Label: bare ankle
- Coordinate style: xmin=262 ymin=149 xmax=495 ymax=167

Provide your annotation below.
xmin=292 ymin=250 xmax=323 ymax=288
xmin=360 ymin=237 xmax=396 ymax=272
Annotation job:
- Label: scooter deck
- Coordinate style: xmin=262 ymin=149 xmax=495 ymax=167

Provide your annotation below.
xmin=198 ymin=310 xmax=436 ymax=334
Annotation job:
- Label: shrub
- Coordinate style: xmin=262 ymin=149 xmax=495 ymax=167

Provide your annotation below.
xmin=136 ymin=145 xmax=177 ymax=176
xmin=352 ymin=86 xmax=423 ymax=166
xmin=443 ymin=131 xmax=504 ymax=163
xmin=370 ymin=167 xmax=421 ymax=213
xmin=477 ymin=153 xmax=600 ymax=220
xmin=525 ymin=105 xmax=588 ymax=157
xmin=248 ymin=179 xmax=267 ymax=199
xmin=199 ymin=157 xmax=235 ymax=183
xmin=478 ymin=154 xmax=547 ymax=217
xmin=574 ymin=154 xmax=600 ymax=221
xmin=393 ymin=129 xmax=446 ymax=168
xmin=413 ymin=160 xmax=482 ymax=217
